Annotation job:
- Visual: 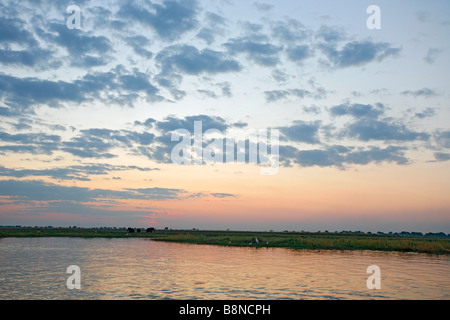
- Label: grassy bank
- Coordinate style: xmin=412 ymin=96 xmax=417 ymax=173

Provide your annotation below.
xmin=1 ymin=227 xmax=449 ymax=254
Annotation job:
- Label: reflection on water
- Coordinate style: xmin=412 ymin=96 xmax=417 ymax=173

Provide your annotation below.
xmin=0 ymin=237 xmax=448 ymax=299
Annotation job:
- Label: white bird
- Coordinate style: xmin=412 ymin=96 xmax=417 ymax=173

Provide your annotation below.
xmin=255 ymin=237 xmax=259 ymax=243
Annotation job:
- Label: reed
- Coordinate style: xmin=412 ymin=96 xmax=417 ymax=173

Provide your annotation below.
xmin=1 ymin=227 xmax=449 ymax=254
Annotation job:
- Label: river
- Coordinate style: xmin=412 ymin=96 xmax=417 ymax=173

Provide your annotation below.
xmin=0 ymin=237 xmax=448 ymax=299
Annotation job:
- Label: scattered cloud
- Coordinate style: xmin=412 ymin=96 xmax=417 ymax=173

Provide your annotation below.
xmin=344 ymin=118 xmax=430 ymax=142
xmin=264 ymin=88 xmax=329 ymax=102
xmin=319 ymin=40 xmax=401 ymax=68
xmin=0 ymin=163 xmax=158 ymax=181
xmin=224 ymin=34 xmax=283 ymax=67
xmin=118 ymin=0 xmax=199 ymax=41
xmin=156 ymin=45 xmax=241 ymax=76
xmin=279 ymin=120 xmax=322 ymax=144
xmin=424 ymin=48 xmax=443 ymax=64
xmin=434 ymin=152 xmax=450 ymax=162
xmin=329 ymin=103 xmax=385 ymax=119
xmin=415 ymin=107 xmax=436 ymax=119
xmin=416 ymin=11 xmax=431 ymax=23
xmin=401 ymin=88 xmax=438 ymax=98
xmin=280 ymin=145 xmax=408 ymax=169
xmin=253 ymin=2 xmax=274 ymax=12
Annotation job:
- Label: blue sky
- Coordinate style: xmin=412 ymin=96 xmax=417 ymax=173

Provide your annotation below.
xmin=0 ymin=0 xmax=449 ymax=231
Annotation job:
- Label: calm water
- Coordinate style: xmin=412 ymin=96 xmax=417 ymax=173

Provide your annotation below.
xmin=0 ymin=237 xmax=448 ymax=300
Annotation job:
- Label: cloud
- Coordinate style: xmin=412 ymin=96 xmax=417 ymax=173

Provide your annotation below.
xmin=118 ymin=71 xmax=158 ymax=96
xmin=0 ymin=106 xmax=21 ymax=117
xmin=315 ymin=25 xmax=347 ymax=43
xmin=302 ymin=105 xmax=321 ymax=115
xmin=434 ymin=152 xmax=450 ymax=162
xmin=0 ymin=15 xmax=58 ymax=70
xmin=154 ymin=114 xmax=230 ymax=132
xmin=0 ymin=68 xmax=160 ymax=112
xmin=344 ymin=118 xmax=430 ymax=142
xmin=0 ymin=145 xmax=55 ymax=155
xmin=271 ymin=19 xmax=310 ymax=43
xmin=0 ymin=163 xmax=157 ymax=181
xmin=424 ymin=48 xmax=443 ymax=64
xmin=196 ymin=12 xmax=227 ymax=45
xmin=0 ymin=73 xmax=85 ymax=110
xmin=415 ymin=107 xmax=436 ymax=119
xmin=118 ymin=0 xmax=199 ymax=41
xmin=0 ymin=179 xmax=234 ymax=211
xmin=132 ymin=114 xmax=232 ymax=163
xmin=0 ymin=131 xmax=60 ymax=155
xmin=12 ymin=121 xmax=32 ymax=131
xmin=0 ymin=47 xmax=59 ymax=69
xmin=124 ymin=187 xmax=187 ymax=200
xmin=232 ymin=122 xmax=248 ymax=128
xmin=0 ymin=179 xmax=188 ymax=202
xmin=211 ymin=193 xmax=236 ymax=198
xmin=216 ymin=82 xmax=232 ymax=97
xmin=280 ymin=145 xmax=409 ymax=168
xmin=253 ymin=2 xmax=274 ymax=12
xmin=240 ymin=21 xmax=264 ymax=33
xmin=401 ymin=88 xmax=438 ymax=98
xmin=197 ymin=28 xmax=217 ymax=45
xmin=62 ymin=133 xmax=117 ymax=159
xmin=319 ymin=40 xmax=400 ymax=68
xmin=329 ymin=103 xmax=385 ymax=119
xmin=271 ymin=69 xmax=290 ymax=83
xmin=156 ymin=45 xmax=241 ymax=76
xmin=435 ymin=131 xmax=450 ymax=149
xmin=197 ymin=89 xmax=218 ymax=99
xmin=125 ymin=35 xmax=153 ymax=58
xmin=416 ymin=11 xmax=431 ymax=23
xmin=61 ymin=128 xmax=156 ymax=159
xmin=42 ymin=22 xmax=112 ymax=67
xmin=134 ymin=118 xmax=156 ymax=128
xmin=264 ymin=90 xmax=293 ymax=102
xmin=285 ymin=45 xmax=313 ymax=63
xmin=264 ymin=88 xmax=328 ymax=102
xmin=0 ymin=16 xmax=37 ymax=46
xmin=0 ymin=179 xmax=98 ymax=202
xmin=344 ymin=146 xmax=409 ymax=165
xmin=279 ymin=120 xmax=322 ymax=144
xmin=224 ymin=34 xmax=282 ymax=67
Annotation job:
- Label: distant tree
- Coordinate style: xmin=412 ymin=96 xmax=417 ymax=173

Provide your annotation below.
xmin=127 ymin=227 xmax=135 ymax=233
xmin=136 ymin=228 xmax=141 ymax=233
xmin=146 ymin=227 xmax=155 ymax=233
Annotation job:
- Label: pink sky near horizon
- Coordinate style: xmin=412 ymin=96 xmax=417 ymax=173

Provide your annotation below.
xmin=1 ymin=160 xmax=448 ymax=232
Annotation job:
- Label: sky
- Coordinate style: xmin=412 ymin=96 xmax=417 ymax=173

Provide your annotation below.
xmin=0 ymin=0 xmax=449 ymax=232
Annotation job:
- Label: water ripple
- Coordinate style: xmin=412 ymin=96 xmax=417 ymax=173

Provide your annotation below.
xmin=0 ymin=238 xmax=448 ymax=299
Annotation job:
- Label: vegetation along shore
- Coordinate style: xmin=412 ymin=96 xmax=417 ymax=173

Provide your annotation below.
xmin=1 ymin=226 xmax=449 ymax=254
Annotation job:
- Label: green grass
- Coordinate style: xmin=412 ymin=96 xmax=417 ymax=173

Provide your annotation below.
xmin=1 ymin=227 xmax=449 ymax=254
xmin=148 ymin=230 xmax=450 ymax=254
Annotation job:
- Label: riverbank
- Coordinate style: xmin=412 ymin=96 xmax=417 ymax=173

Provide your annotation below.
xmin=1 ymin=227 xmax=449 ymax=254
